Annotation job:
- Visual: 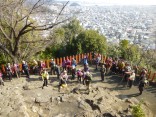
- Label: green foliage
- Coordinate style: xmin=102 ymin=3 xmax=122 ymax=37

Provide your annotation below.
xmin=119 ymin=40 xmax=129 ymax=59
xmin=118 ymin=40 xmax=141 ymax=63
xmin=63 ymin=19 xmax=83 ymax=35
xmin=107 ymin=44 xmax=121 ymax=58
xmin=0 ymin=53 xmax=8 ymax=64
xmin=49 ymin=28 xmax=65 ymax=44
xmin=120 ymin=39 xmax=129 ymax=49
xmin=76 ymin=30 xmax=107 ymax=54
xmin=41 ymin=19 xmax=107 ymax=58
xmin=132 ymin=101 xmax=145 ymax=117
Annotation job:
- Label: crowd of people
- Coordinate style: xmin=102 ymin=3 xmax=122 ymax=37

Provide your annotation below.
xmin=0 ymin=53 xmax=149 ymax=95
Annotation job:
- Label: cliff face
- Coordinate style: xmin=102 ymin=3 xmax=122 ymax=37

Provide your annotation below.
xmin=0 ymin=76 xmax=153 ymax=117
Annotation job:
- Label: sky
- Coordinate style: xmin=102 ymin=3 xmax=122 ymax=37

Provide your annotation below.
xmin=68 ymin=0 xmax=156 ymax=5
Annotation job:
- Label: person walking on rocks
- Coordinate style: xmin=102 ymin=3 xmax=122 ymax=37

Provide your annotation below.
xmin=139 ymin=68 xmax=147 ymax=81
xmin=50 ymin=59 xmax=56 ymax=75
xmin=66 ymin=58 xmax=71 ymax=74
xmin=95 ymin=54 xmax=101 ymax=70
xmin=83 ymin=55 xmax=88 ymax=67
xmin=100 ymin=65 xmax=106 ymax=81
xmin=123 ymin=63 xmax=131 ymax=83
xmin=62 ymin=58 xmax=67 ymax=71
xmin=77 ymin=69 xmax=83 ymax=83
xmin=55 ymin=64 xmax=61 ymax=79
xmin=41 ymin=69 xmax=49 ymax=89
xmin=83 ymin=71 xmax=92 ymax=94
xmin=105 ymin=57 xmax=112 ymax=75
xmin=22 ymin=61 xmax=30 ymax=79
xmin=32 ymin=60 xmax=38 ymax=75
xmin=72 ymin=58 xmax=77 ymax=68
xmin=71 ymin=65 xmax=76 ymax=80
xmin=13 ymin=62 xmax=20 ymax=78
xmin=127 ymin=70 xmax=135 ymax=88
xmin=5 ymin=63 xmax=13 ymax=81
xmin=0 ymin=70 xmax=4 ymax=86
xmin=84 ymin=63 xmax=89 ymax=72
xmin=58 ymin=70 xmax=68 ymax=92
xmin=138 ymin=79 xmax=145 ymax=95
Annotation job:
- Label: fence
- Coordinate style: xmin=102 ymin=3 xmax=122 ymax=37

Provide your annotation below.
xmin=0 ymin=52 xmax=156 ymax=82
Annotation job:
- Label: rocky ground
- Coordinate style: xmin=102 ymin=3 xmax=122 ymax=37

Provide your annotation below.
xmin=0 ymin=66 xmax=155 ymax=117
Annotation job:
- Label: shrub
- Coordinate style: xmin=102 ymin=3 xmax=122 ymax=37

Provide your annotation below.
xmin=132 ymin=103 xmax=145 ymax=117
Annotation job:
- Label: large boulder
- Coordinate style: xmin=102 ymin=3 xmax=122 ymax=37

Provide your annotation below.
xmin=35 ymin=96 xmax=50 ymax=104
xmin=77 ymin=99 xmax=92 ymax=111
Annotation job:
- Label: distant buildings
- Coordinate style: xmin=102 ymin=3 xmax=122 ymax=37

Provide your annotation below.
xmin=32 ymin=3 xmax=156 ymax=49
xmin=69 ymin=5 xmax=155 ymax=49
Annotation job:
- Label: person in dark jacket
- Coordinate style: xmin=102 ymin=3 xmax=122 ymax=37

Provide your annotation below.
xmin=5 ymin=63 xmax=12 ymax=81
xmin=55 ymin=64 xmax=61 ymax=79
xmin=138 ymin=79 xmax=145 ymax=95
xmin=100 ymin=65 xmax=106 ymax=81
xmin=71 ymin=66 xmax=76 ymax=80
xmin=84 ymin=71 xmax=92 ymax=94
xmin=50 ymin=59 xmax=56 ymax=75
xmin=22 ymin=61 xmax=30 ymax=79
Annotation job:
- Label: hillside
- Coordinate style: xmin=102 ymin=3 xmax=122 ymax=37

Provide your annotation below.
xmin=0 ymin=66 xmax=154 ymax=117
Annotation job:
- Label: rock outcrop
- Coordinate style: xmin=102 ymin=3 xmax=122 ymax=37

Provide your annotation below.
xmin=0 ymin=76 xmax=154 ymax=117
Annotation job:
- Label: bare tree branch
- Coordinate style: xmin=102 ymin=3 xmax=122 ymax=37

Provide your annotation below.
xmin=0 ymin=0 xmax=70 ymax=62
xmin=55 ymin=1 xmax=69 ymax=22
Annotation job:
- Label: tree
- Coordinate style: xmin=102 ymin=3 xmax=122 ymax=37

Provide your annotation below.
xmin=39 ymin=27 xmax=65 ymax=59
xmin=76 ymin=30 xmax=107 ymax=54
xmin=63 ymin=19 xmax=83 ymax=55
xmin=107 ymin=44 xmax=121 ymax=58
xmin=119 ymin=40 xmax=129 ymax=59
xmin=39 ymin=19 xmax=84 ymax=58
xmin=42 ymin=20 xmax=107 ymax=58
xmin=0 ymin=0 xmax=69 ymax=63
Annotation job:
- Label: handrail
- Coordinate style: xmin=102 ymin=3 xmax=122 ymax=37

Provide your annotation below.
xmin=0 ymin=52 xmax=156 ymax=82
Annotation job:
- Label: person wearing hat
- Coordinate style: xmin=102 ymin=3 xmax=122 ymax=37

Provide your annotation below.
xmin=22 ymin=61 xmax=30 ymax=79
xmin=84 ymin=63 xmax=89 ymax=72
xmin=71 ymin=65 xmax=76 ymax=80
xmin=139 ymin=68 xmax=147 ymax=81
xmin=77 ymin=69 xmax=83 ymax=83
xmin=32 ymin=60 xmax=38 ymax=75
xmin=138 ymin=79 xmax=146 ymax=95
xmin=127 ymin=70 xmax=135 ymax=88
xmin=41 ymin=69 xmax=49 ymax=89
xmin=100 ymin=65 xmax=106 ymax=81
xmin=62 ymin=58 xmax=67 ymax=71
xmin=5 ymin=63 xmax=13 ymax=81
xmin=95 ymin=54 xmax=101 ymax=70
xmin=83 ymin=55 xmax=88 ymax=67
xmin=72 ymin=58 xmax=77 ymax=67
xmin=50 ymin=59 xmax=56 ymax=75
xmin=55 ymin=64 xmax=61 ymax=79
xmin=58 ymin=70 xmax=68 ymax=92
xmin=66 ymin=58 xmax=71 ymax=74
xmin=83 ymin=71 xmax=92 ymax=94
xmin=123 ymin=64 xmax=131 ymax=83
